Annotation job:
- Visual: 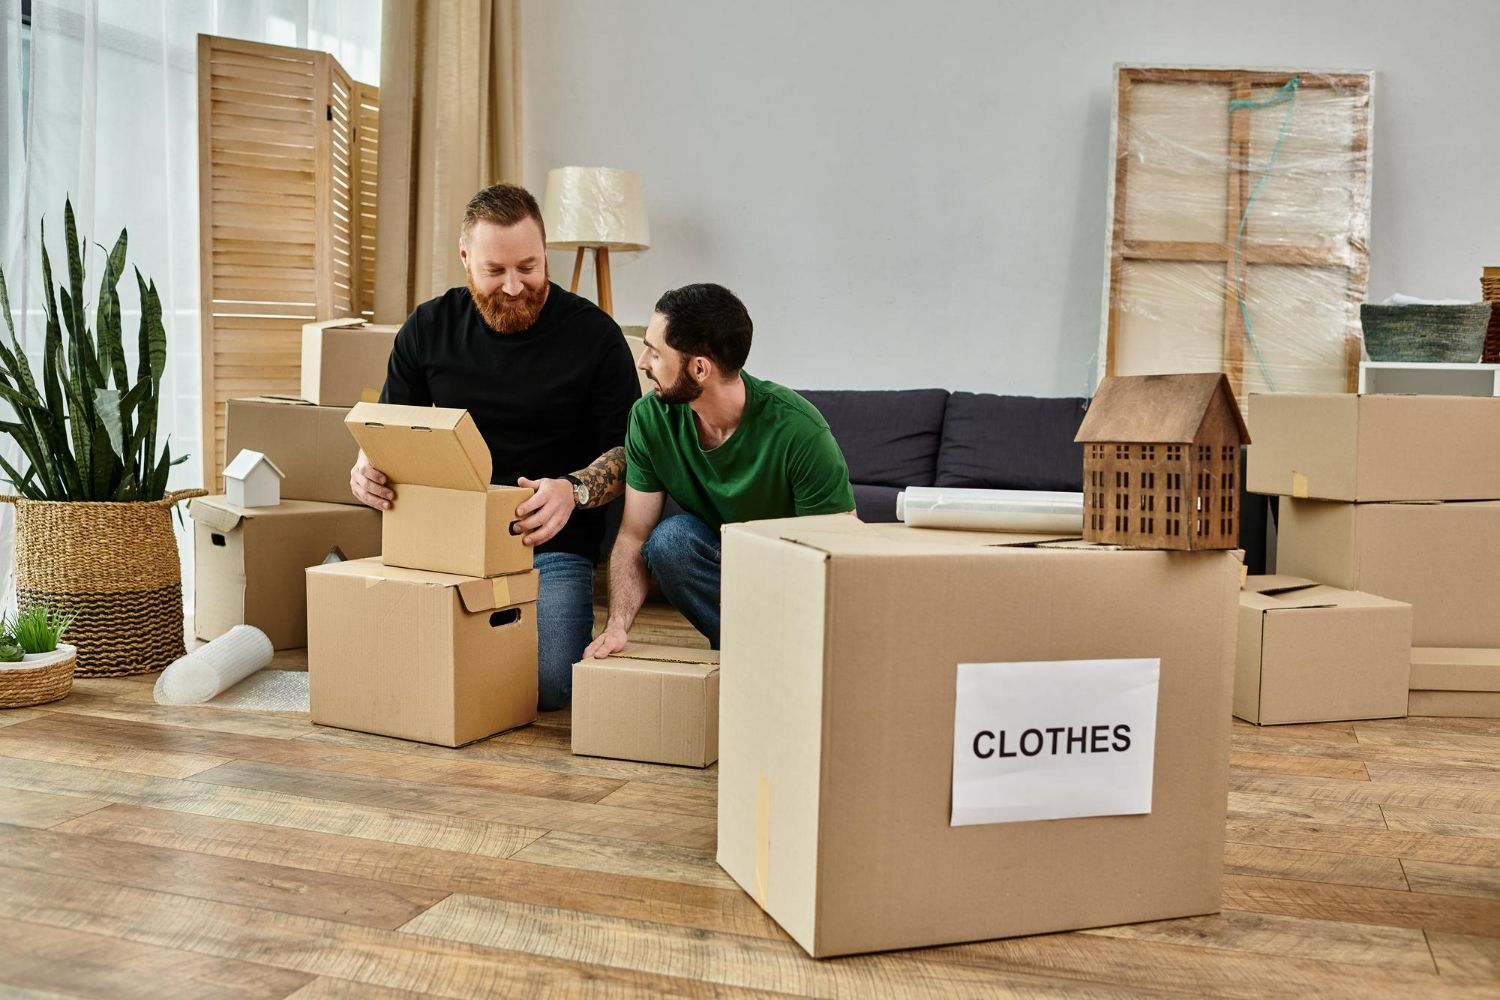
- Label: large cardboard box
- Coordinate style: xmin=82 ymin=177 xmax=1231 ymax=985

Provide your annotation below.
xmin=191 ymin=496 xmax=381 ymax=649
xmin=345 ymin=402 xmax=531 ymax=578
xmin=717 ymin=515 xmax=1240 ymax=957
xmin=1276 ymin=498 xmax=1500 ymax=647
xmin=1408 ymin=648 xmax=1500 ymax=719
xmin=572 ymin=644 xmax=720 ymax=767
xmin=306 ymin=557 xmax=539 ymax=746
xmin=1235 ymin=576 xmax=1411 ymax=725
xmin=1247 ymin=393 xmax=1500 ymax=501
xmin=225 ymin=396 xmax=360 ymax=505
xmin=301 ymin=318 xmax=398 ymax=407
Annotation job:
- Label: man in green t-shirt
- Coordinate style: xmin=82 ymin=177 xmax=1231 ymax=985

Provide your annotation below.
xmin=583 ymin=283 xmax=855 ymax=655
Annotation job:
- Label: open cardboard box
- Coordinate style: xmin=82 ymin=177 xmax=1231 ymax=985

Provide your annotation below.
xmin=191 ymin=496 xmax=380 ymax=649
xmin=1247 ymin=393 xmax=1500 ymax=502
xmin=301 ymin=318 xmax=399 ymax=407
xmin=306 ymin=557 xmax=540 ymax=746
xmin=1235 ymin=575 xmax=1411 ymax=725
xmin=572 ymin=643 xmax=720 ymax=767
xmin=716 ymin=514 xmax=1240 ymax=957
xmin=345 ymin=402 xmax=531 ymax=578
xmin=225 ymin=396 xmax=361 ymax=505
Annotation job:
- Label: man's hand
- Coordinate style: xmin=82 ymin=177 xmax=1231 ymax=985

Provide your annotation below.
xmin=513 ymin=477 xmax=575 ymax=546
xmin=583 ymin=625 xmax=630 ymax=660
xmin=351 ymin=451 xmax=395 ymax=510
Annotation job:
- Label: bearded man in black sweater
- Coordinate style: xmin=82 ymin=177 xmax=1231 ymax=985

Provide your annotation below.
xmin=349 ymin=183 xmax=640 ymax=711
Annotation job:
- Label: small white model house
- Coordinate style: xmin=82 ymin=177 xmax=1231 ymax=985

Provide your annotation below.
xmin=223 ymin=449 xmax=286 ymax=509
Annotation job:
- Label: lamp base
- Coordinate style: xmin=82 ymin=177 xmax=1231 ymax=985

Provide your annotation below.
xmin=568 ymin=247 xmax=614 ymax=316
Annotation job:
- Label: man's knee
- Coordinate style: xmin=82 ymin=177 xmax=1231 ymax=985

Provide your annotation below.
xmin=642 ymin=514 xmax=714 ymax=567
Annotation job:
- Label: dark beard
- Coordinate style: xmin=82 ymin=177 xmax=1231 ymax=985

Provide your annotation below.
xmin=467 ymin=271 xmax=549 ymax=333
xmin=653 ymin=364 xmax=703 ymax=405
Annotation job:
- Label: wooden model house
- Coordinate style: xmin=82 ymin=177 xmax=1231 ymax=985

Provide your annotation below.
xmin=1074 ymin=373 xmax=1250 ymax=550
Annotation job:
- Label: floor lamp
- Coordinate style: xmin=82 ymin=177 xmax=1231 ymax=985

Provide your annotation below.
xmin=541 ymin=167 xmax=651 ymax=317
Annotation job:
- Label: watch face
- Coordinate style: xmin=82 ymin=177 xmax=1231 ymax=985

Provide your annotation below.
xmin=574 ymin=481 xmax=589 ymax=505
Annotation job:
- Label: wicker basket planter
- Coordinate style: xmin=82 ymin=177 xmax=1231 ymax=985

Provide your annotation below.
xmin=1 ymin=489 xmax=204 ymax=677
xmin=0 ymin=643 xmax=77 ymax=708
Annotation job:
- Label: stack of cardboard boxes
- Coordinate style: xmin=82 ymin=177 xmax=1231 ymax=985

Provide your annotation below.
xmin=190 ymin=320 xmax=398 ymax=650
xmin=305 ymin=402 xmax=540 ymax=746
xmin=1249 ymin=393 xmax=1500 ymax=719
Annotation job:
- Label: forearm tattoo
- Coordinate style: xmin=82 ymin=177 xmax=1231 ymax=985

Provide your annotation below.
xmin=571 ymin=446 xmax=627 ymax=508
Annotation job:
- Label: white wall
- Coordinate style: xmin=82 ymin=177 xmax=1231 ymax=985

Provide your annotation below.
xmin=522 ymin=0 xmax=1500 ymax=397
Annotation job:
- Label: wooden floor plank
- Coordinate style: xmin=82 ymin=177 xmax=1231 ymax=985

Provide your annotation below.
xmin=400 ymin=893 xmax=1159 ymax=998
xmin=1402 ymin=859 xmax=1500 ymax=901
xmin=1227 ymin=789 xmax=1388 ymax=830
xmin=56 ymin=804 xmax=782 ymax=940
xmin=1384 ymin=805 xmax=1500 ymax=841
xmin=1224 ymin=842 xmax=1409 ymax=890
xmin=512 ymin=829 xmax=739 ymax=891
xmin=0 ymin=725 xmax=232 ymax=779
xmin=1230 ymin=750 xmax=1370 ymax=780
xmin=1227 ymin=820 xmax=1500 ymax=867
xmin=41 ymin=686 xmax=318 ymax=738
xmin=284 ymin=978 xmax=447 ymax=999
xmin=0 ymin=822 xmax=447 ymax=929
xmin=0 ymin=707 xmax=49 ymax=729
xmin=0 ymin=754 xmax=543 ymax=859
xmin=188 ymin=759 xmax=717 ymax=850
xmin=596 ymin=780 xmax=719 ymax=819
xmin=1233 ymin=771 xmax=1500 ymax=816
xmin=1427 ymin=931 xmax=1500 ymax=980
xmin=0 ymin=785 xmax=109 ymax=829
xmin=0 ymin=914 xmax=314 ymax=999
xmin=0 ymin=865 xmax=800 ymax=999
xmin=8 ymin=711 xmax=626 ymax=804
xmin=1223 ymin=873 xmax=1500 ymax=937
xmin=1082 ymin=909 xmax=1436 ymax=974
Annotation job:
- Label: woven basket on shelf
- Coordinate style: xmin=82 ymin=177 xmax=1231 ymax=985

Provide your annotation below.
xmin=1359 ymin=303 xmax=1492 ymax=363
xmin=1482 ymin=268 xmax=1500 ymax=363
xmin=0 ymin=489 xmax=205 ymax=677
xmin=0 ymin=645 xmax=77 ymax=708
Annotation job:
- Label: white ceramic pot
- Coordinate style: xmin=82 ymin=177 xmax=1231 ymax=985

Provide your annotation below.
xmin=16 ymin=643 xmax=77 ymax=669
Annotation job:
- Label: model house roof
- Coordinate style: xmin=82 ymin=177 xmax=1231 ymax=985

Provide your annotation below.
xmin=1075 ymin=373 xmax=1250 ymax=445
xmin=223 ymin=448 xmax=286 ymax=481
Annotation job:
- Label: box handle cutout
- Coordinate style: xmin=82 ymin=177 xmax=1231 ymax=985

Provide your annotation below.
xmin=509 ymin=520 xmax=522 ymax=536
xmin=490 ymin=608 xmax=522 ymax=629
xmin=211 ymin=533 xmax=227 ymax=547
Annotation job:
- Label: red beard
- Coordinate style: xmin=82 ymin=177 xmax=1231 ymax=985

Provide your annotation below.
xmin=467 ymin=270 xmax=549 ymax=333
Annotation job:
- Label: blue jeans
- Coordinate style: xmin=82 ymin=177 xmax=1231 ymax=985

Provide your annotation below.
xmin=535 ymin=551 xmax=595 ymax=711
xmin=641 ymin=513 xmax=721 ymax=649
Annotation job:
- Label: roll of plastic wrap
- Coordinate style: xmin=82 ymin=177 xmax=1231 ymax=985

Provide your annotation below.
xmin=896 ymin=487 xmax=1084 ymax=534
xmin=154 ymin=625 xmax=274 ymax=705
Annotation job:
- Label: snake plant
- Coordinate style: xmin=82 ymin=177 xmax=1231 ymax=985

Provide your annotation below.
xmin=0 ymin=197 xmax=186 ymax=500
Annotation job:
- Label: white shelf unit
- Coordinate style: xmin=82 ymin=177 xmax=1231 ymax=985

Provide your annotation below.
xmin=1358 ymin=361 xmax=1500 ymax=397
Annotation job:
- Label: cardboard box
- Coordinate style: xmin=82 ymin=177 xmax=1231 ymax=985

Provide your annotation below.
xmin=301 ymin=318 xmax=398 ymax=407
xmin=572 ymin=644 xmax=720 ymax=767
xmin=717 ymin=515 xmax=1240 ymax=957
xmin=225 ymin=396 xmax=360 ymax=505
xmin=1235 ymin=576 xmax=1411 ymax=725
xmin=1408 ymin=690 xmax=1500 ymax=718
xmin=191 ymin=496 xmax=381 ymax=649
xmin=344 ymin=402 xmax=532 ymax=578
xmin=306 ymin=557 xmax=539 ymax=746
xmin=1247 ymin=393 xmax=1500 ymax=502
xmin=1276 ymin=498 xmax=1500 ymax=647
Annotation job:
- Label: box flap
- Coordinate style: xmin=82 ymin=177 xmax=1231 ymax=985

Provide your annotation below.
xmin=456 ymin=570 xmax=541 ymax=611
xmin=1243 ymin=575 xmax=1316 ymax=595
xmin=727 ymin=515 xmax=1079 ymax=559
xmin=345 ymin=402 xmax=492 ymax=491
xmin=304 ymin=317 xmax=369 ymax=334
xmin=1241 ymin=578 xmax=1411 ymax=613
xmin=308 ymin=555 xmax=490 ymax=590
xmin=578 ymin=656 xmax=720 ymax=680
xmin=188 ymin=495 xmax=246 ymax=533
xmin=241 ymin=394 xmax=318 ymax=408
xmin=613 ymin=642 xmax=720 ymax=666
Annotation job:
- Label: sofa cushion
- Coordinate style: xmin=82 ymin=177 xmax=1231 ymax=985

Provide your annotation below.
xmin=796 ymin=389 xmax=948 ymax=488
xmin=936 ymin=392 xmax=1089 ymax=491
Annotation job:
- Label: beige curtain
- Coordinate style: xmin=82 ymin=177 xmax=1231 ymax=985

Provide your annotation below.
xmin=374 ymin=0 xmax=523 ymax=323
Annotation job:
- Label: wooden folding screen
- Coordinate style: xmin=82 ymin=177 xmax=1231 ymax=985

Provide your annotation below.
xmin=1100 ymin=66 xmax=1373 ymax=413
xmin=197 ymin=35 xmax=379 ymax=484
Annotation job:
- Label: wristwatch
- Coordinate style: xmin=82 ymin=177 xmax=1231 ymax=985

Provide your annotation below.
xmin=562 ymin=474 xmax=589 ymax=508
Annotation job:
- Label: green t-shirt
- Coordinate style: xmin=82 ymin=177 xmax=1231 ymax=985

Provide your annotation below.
xmin=624 ymin=371 xmax=856 ymax=528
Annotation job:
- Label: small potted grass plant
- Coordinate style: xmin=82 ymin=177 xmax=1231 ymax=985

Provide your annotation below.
xmin=0 ymin=602 xmax=78 ymax=708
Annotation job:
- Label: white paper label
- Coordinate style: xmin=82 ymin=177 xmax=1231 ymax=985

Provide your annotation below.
xmin=950 ymin=658 xmax=1160 ymax=827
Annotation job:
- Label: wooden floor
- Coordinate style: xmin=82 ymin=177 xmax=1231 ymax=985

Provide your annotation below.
xmin=2 ymin=607 xmax=1500 ymax=997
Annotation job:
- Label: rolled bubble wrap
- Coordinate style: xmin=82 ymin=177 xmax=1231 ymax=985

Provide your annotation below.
xmin=154 ymin=625 xmax=274 ymax=705
xmin=896 ymin=486 xmax=1084 ymax=534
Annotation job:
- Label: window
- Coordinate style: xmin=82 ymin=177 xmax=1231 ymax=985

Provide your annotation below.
xmin=1116 ymin=444 xmax=1130 ymax=460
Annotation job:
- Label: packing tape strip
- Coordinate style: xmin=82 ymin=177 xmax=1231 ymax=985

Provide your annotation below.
xmin=1291 ymin=471 xmax=1308 ymax=498
xmin=755 ymin=774 xmax=771 ymax=907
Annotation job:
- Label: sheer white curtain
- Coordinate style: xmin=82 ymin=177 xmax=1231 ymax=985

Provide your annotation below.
xmin=0 ymin=0 xmax=380 ymax=611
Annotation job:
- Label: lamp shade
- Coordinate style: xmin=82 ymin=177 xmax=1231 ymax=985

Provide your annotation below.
xmin=541 ymin=166 xmax=650 ymax=251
